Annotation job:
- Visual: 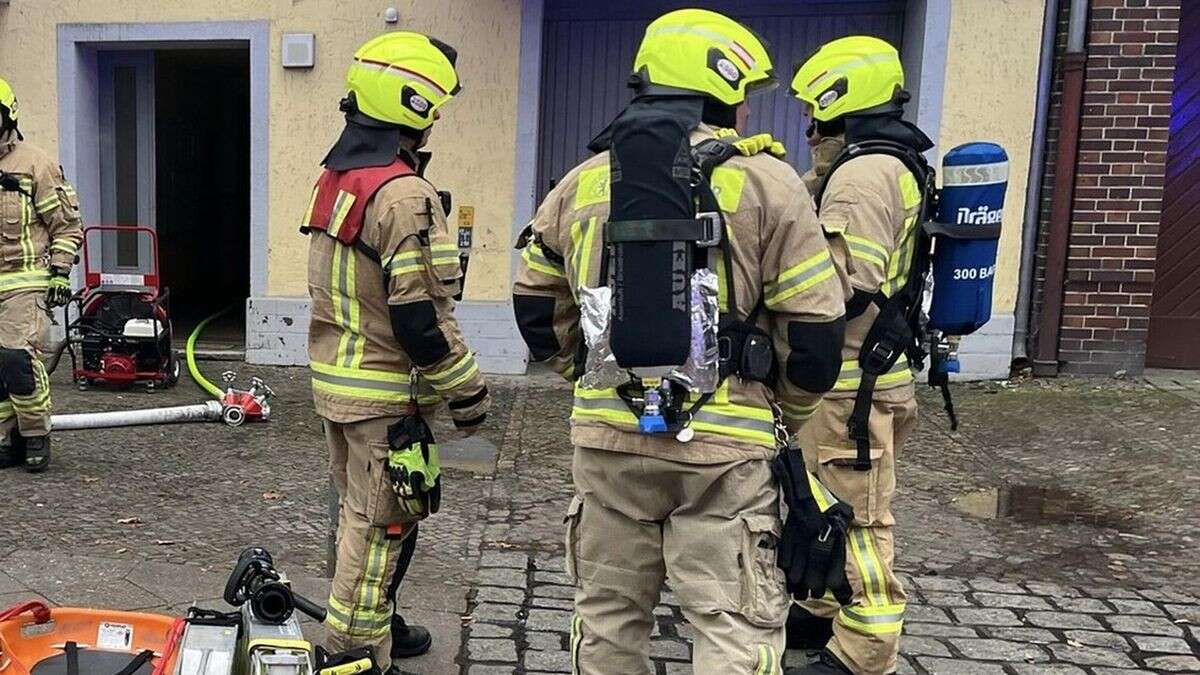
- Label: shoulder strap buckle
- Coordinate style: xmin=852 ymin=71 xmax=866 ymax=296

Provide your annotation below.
xmin=694 ymin=211 xmax=723 ymax=247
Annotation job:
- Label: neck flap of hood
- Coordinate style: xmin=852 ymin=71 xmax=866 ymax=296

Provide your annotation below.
xmin=843 ymin=111 xmax=933 ymax=153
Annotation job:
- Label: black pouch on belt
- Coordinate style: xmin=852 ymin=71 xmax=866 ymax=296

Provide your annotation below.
xmin=772 ymin=448 xmax=854 ymax=604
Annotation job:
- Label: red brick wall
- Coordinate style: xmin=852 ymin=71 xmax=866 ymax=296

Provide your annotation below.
xmin=1030 ymin=0 xmax=1180 ymax=375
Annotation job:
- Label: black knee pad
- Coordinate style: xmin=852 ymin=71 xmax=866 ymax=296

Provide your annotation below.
xmin=0 ymin=348 xmax=35 ymax=396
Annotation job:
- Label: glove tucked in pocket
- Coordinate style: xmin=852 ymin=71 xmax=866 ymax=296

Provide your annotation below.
xmin=386 ymin=413 xmax=443 ymax=521
xmin=772 ymin=448 xmax=854 ymax=605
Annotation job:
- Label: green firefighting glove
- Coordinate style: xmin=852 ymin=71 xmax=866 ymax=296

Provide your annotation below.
xmin=772 ymin=447 xmax=854 ymax=604
xmin=714 ymin=128 xmax=787 ymax=158
xmin=46 ymin=270 xmax=72 ymax=308
xmin=386 ymin=412 xmax=443 ymax=521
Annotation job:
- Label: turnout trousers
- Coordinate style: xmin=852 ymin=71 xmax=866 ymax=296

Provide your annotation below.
xmin=0 ymin=291 xmax=51 ymax=439
xmin=796 ymin=395 xmax=917 ymax=674
xmin=566 ymin=446 xmax=790 ymax=674
xmin=324 ymin=416 xmax=414 ymax=671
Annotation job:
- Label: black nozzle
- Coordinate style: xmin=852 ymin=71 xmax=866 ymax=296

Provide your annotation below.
xmin=249 ymin=579 xmax=295 ymax=624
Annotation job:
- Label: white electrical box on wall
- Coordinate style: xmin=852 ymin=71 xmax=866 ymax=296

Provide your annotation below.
xmin=281 ymin=33 xmax=315 ymax=69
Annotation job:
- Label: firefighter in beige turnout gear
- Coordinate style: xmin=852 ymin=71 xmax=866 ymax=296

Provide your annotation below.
xmin=785 ymin=37 xmax=934 ymax=675
xmin=514 ymin=10 xmax=847 ymax=673
xmin=304 ymin=34 xmax=489 ymax=672
xmin=0 ymin=77 xmax=82 ymax=473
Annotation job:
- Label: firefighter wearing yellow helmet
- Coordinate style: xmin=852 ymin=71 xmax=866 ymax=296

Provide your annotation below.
xmin=785 ymin=36 xmax=934 ymax=675
xmin=514 ymin=9 xmax=851 ymax=672
xmin=302 ymin=33 xmax=489 ymax=671
xmin=0 ymin=77 xmax=83 ymax=474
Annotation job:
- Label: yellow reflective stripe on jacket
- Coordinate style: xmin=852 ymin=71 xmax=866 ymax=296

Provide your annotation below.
xmin=301 ymin=185 xmax=320 ymax=228
xmin=780 ymin=398 xmax=820 ymax=423
xmin=572 ymin=387 xmax=639 ymax=427
xmin=50 ymin=238 xmax=79 ymax=256
xmin=832 ymin=355 xmax=912 ymax=392
xmin=569 ymin=216 xmax=599 ymax=292
xmin=429 ymin=243 xmax=460 ymax=270
xmin=385 ymin=250 xmax=424 ymax=277
xmin=881 ymin=171 xmax=924 ymax=297
xmin=426 ymin=353 xmax=480 ymax=392
xmin=522 ymin=242 xmax=565 ymax=278
xmin=0 ymin=400 xmax=13 ymax=421
xmin=326 ymin=190 xmax=357 ymax=239
xmin=764 ymin=249 xmax=836 ymax=309
xmin=691 ymin=401 xmax=776 ymax=446
xmin=19 ymin=188 xmax=35 ymax=270
xmin=837 ymin=602 xmax=905 ymax=636
xmin=310 ymin=361 xmax=440 ymax=405
xmin=844 ymin=233 xmax=888 ymax=270
xmin=34 ymin=193 xmax=60 ymax=215
xmin=0 ymin=269 xmax=50 ymax=294
xmin=572 ymin=386 xmax=777 ymax=447
xmin=331 ymin=244 xmax=363 ymax=368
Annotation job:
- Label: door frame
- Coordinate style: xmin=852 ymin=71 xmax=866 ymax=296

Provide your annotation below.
xmin=508 ymin=0 xmax=951 ymax=259
xmin=56 ymin=21 xmax=270 ymax=300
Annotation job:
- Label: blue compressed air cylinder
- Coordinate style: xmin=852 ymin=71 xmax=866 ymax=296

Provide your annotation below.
xmin=928 ymin=142 xmax=1008 ymax=335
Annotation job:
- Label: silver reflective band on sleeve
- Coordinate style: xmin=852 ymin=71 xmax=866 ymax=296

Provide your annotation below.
xmin=941 ymin=162 xmax=1009 ymax=187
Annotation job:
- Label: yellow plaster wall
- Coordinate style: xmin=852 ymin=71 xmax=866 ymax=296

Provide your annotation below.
xmin=939 ymin=0 xmax=1047 ymax=313
xmin=0 ymin=0 xmax=522 ymax=300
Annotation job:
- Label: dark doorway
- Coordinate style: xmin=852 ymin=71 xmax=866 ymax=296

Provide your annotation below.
xmin=155 ymin=48 xmax=250 ymax=350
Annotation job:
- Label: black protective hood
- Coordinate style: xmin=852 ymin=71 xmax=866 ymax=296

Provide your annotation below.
xmin=321 ymin=96 xmax=427 ymax=171
xmin=587 ymin=94 xmax=737 ymax=154
xmin=843 ymin=110 xmax=933 ymax=154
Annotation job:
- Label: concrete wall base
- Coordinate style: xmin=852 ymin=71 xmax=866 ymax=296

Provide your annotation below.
xmin=245 ymin=297 xmax=529 ymax=374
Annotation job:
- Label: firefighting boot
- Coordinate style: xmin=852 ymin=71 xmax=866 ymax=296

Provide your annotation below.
xmin=23 ymin=434 xmax=50 ymax=473
xmin=787 ymin=605 xmax=835 ymax=651
xmin=390 ymin=614 xmax=432 ymax=658
xmin=785 ymin=650 xmax=854 ymax=675
xmin=1 ymin=429 xmax=26 ymax=469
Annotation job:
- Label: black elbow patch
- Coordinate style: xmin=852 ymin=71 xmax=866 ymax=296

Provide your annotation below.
xmin=846 ymin=289 xmax=875 ymax=320
xmin=389 ymin=301 xmax=451 ymax=367
xmin=785 ymin=317 xmax=846 ymax=392
xmin=513 ymin=294 xmax=561 ymax=361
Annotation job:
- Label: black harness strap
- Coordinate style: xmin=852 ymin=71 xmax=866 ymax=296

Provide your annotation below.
xmin=65 ymin=641 xmax=80 ymax=675
xmin=115 ymin=650 xmax=156 ymax=675
xmin=818 ymin=140 xmax=936 ymax=471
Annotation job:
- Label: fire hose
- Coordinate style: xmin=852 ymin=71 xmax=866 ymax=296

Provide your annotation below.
xmin=48 ymin=306 xmax=273 ymax=431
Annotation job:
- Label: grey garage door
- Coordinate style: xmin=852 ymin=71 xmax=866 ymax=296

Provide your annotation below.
xmin=536 ymin=0 xmax=908 ymax=198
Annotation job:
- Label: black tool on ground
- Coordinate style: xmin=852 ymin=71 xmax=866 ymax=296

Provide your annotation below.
xmin=772 ymin=449 xmax=854 ymax=604
xmin=316 ymin=646 xmax=383 ymax=674
xmin=224 ymin=547 xmax=328 ymax=624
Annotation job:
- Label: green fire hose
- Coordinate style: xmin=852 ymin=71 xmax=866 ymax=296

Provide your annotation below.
xmin=186 ymin=305 xmax=236 ymax=399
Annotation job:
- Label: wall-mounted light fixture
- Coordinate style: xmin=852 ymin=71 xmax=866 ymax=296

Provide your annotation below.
xmin=281 ymin=33 xmax=315 ymax=69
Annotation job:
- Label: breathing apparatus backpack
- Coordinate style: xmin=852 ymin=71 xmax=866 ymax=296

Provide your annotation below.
xmin=582 ymin=103 xmax=777 ymax=442
xmin=816 ymin=140 xmax=1007 ymax=470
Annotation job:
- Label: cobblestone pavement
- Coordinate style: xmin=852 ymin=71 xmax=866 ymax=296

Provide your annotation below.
xmin=0 ymin=365 xmax=1197 ymax=673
